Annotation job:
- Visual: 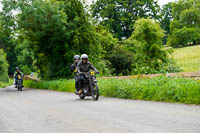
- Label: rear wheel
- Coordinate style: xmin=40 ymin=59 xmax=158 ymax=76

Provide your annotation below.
xmin=91 ymin=83 xmax=99 ymax=101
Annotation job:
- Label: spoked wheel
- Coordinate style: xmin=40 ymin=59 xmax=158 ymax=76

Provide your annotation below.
xmin=91 ymin=83 xmax=99 ymax=101
xmin=79 ymin=94 xmax=85 ymax=99
xmin=18 ymin=80 xmax=22 ymax=91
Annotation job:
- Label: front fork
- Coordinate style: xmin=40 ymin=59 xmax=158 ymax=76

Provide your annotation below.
xmin=83 ymin=78 xmax=93 ymax=95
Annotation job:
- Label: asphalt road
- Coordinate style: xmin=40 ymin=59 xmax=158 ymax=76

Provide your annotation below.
xmin=0 ymin=86 xmax=200 ymax=133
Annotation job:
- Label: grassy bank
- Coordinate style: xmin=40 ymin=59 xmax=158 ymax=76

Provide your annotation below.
xmin=173 ymin=45 xmax=200 ymax=72
xmin=24 ymin=77 xmax=200 ymax=104
xmin=0 ymin=79 xmax=13 ymax=88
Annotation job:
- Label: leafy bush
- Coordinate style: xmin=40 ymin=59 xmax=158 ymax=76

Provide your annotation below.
xmin=107 ymin=45 xmax=134 ymax=75
xmin=128 ymin=18 xmax=175 ymax=74
xmin=168 ymin=0 xmax=200 ymax=47
xmin=0 ymin=49 xmax=9 ymax=82
xmin=167 ymin=27 xmax=200 ymax=47
xmin=0 ymin=79 xmax=13 ymax=88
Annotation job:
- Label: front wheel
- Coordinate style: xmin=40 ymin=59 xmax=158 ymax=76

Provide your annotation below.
xmin=79 ymin=94 xmax=85 ymax=99
xmin=17 ymin=80 xmax=22 ymax=91
xmin=91 ymin=83 xmax=99 ymax=101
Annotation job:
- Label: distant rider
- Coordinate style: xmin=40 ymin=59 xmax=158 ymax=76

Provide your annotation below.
xmin=77 ymin=54 xmax=99 ymax=94
xmin=71 ymin=55 xmax=80 ymax=94
xmin=13 ymin=67 xmax=24 ymax=88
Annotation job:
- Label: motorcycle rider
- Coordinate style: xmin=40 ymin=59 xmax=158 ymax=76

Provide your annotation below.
xmin=70 ymin=55 xmax=80 ymax=94
xmin=77 ymin=54 xmax=99 ymax=94
xmin=13 ymin=67 xmax=24 ymax=88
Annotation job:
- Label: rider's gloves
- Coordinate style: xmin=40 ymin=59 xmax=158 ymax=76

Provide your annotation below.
xmin=79 ymin=72 xmax=83 ymax=75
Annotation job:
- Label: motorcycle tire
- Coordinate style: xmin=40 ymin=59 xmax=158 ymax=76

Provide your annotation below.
xmin=79 ymin=94 xmax=85 ymax=99
xmin=91 ymin=83 xmax=99 ymax=101
xmin=18 ymin=80 xmax=22 ymax=91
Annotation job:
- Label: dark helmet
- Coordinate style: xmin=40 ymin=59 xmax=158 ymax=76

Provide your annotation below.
xmin=81 ymin=54 xmax=88 ymax=62
xmin=74 ymin=55 xmax=80 ymax=60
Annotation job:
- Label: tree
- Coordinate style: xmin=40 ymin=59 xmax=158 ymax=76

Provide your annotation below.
xmin=0 ymin=0 xmax=18 ymax=75
xmin=17 ymin=0 xmax=106 ymax=79
xmin=160 ymin=2 xmax=173 ymax=44
xmin=128 ymin=18 xmax=169 ymax=74
xmin=15 ymin=37 xmax=35 ymax=74
xmin=0 ymin=49 xmax=9 ymax=82
xmin=167 ymin=0 xmax=200 ymax=47
xmin=91 ymin=0 xmax=160 ymax=39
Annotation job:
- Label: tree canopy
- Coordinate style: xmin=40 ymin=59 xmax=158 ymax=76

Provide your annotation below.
xmin=91 ymin=0 xmax=160 ymax=39
xmin=167 ymin=0 xmax=200 ymax=47
xmin=0 ymin=0 xmax=191 ymax=79
xmin=128 ymin=18 xmax=170 ymax=74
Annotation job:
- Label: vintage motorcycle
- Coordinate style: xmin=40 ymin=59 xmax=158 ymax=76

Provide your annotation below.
xmin=78 ymin=71 xmax=99 ymax=101
xmin=16 ymin=74 xmax=23 ymax=91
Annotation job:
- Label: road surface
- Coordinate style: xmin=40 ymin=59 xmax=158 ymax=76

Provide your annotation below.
xmin=0 ymin=86 xmax=200 ymax=133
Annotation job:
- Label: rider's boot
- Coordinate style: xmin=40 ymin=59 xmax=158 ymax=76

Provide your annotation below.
xmin=74 ymin=89 xmax=79 ymax=95
xmin=78 ymin=89 xmax=83 ymax=94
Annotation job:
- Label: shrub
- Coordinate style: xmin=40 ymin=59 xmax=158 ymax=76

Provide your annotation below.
xmin=0 ymin=49 xmax=9 ymax=82
xmin=128 ymin=18 xmax=173 ymax=74
xmin=107 ymin=45 xmax=134 ymax=75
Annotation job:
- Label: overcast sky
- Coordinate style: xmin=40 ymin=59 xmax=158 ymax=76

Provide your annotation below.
xmin=157 ymin=0 xmax=176 ymax=6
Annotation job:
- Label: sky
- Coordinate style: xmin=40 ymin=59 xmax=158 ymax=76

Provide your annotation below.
xmin=157 ymin=0 xmax=176 ymax=6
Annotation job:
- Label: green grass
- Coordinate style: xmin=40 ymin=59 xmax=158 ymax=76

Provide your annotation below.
xmin=24 ymin=79 xmax=75 ymax=92
xmin=24 ymin=77 xmax=200 ymax=104
xmin=0 ymin=79 xmax=13 ymax=88
xmin=172 ymin=45 xmax=200 ymax=72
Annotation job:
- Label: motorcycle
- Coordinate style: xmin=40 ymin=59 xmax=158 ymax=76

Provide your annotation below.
xmin=16 ymin=74 xmax=23 ymax=91
xmin=78 ymin=71 xmax=99 ymax=101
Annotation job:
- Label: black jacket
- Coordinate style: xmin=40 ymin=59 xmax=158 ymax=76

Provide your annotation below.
xmin=71 ymin=63 xmax=79 ymax=75
xmin=77 ymin=61 xmax=98 ymax=73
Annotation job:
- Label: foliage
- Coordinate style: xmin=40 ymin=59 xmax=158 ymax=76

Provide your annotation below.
xmin=91 ymin=0 xmax=160 ymax=39
xmin=95 ymin=25 xmax=118 ymax=52
xmin=24 ymin=77 xmax=200 ymax=104
xmin=0 ymin=0 xmax=34 ymax=75
xmin=17 ymin=0 xmax=106 ymax=79
xmin=167 ymin=0 xmax=200 ymax=47
xmin=128 ymin=18 xmax=170 ymax=74
xmin=0 ymin=49 xmax=9 ymax=82
xmin=92 ymin=25 xmax=118 ymax=76
xmin=107 ymin=45 xmax=134 ymax=75
xmin=160 ymin=2 xmax=173 ymax=44
xmin=15 ymin=38 xmax=35 ymax=74
xmin=24 ymin=79 xmax=75 ymax=92
xmin=0 ymin=79 xmax=13 ymax=88
xmin=0 ymin=3 xmax=18 ymax=75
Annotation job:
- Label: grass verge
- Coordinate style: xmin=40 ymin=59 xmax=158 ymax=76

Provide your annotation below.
xmin=24 ymin=77 xmax=200 ymax=104
xmin=0 ymin=79 xmax=13 ymax=88
xmin=172 ymin=45 xmax=200 ymax=72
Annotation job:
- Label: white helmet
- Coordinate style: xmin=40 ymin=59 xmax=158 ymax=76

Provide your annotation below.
xmin=81 ymin=54 xmax=88 ymax=62
xmin=74 ymin=55 xmax=80 ymax=60
xmin=81 ymin=54 xmax=88 ymax=59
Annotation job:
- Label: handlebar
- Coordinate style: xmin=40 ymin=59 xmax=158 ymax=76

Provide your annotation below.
xmin=78 ymin=71 xmax=99 ymax=75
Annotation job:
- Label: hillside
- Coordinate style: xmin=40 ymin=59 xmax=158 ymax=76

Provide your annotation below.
xmin=172 ymin=45 xmax=200 ymax=72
